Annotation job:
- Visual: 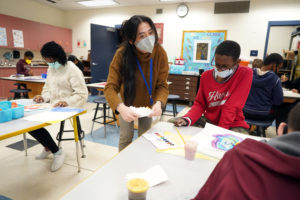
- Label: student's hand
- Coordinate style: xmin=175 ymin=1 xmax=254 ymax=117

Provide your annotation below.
xmin=117 ymin=103 xmax=139 ymax=122
xmin=278 ymin=122 xmax=287 ymax=136
xmin=33 ymin=95 xmax=44 ymax=103
xmin=174 ymin=118 xmax=187 ymax=127
xmin=280 ymin=75 xmax=289 ymax=82
xmin=291 ymin=89 xmax=299 ymax=94
xmin=149 ymin=101 xmax=162 ymax=117
xmin=54 ymin=101 xmax=68 ymax=107
xmin=28 ymin=70 xmax=34 ymax=76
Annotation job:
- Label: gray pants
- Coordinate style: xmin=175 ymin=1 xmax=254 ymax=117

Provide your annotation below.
xmin=119 ymin=115 xmax=152 ymax=151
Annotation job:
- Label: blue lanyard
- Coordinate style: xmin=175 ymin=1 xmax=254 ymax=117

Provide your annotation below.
xmin=136 ymin=58 xmax=153 ymax=105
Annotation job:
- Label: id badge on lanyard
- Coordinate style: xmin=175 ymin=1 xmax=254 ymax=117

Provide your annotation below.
xmin=136 ymin=58 xmax=153 ymax=105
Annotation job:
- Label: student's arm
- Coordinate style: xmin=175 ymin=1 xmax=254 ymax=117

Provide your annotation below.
xmin=64 ymin=67 xmax=88 ymax=107
xmin=152 ymin=47 xmax=169 ymax=107
xmin=183 ymin=76 xmax=206 ymax=126
xmin=16 ymin=61 xmax=27 ymax=75
xmin=104 ymin=50 xmax=123 ymax=112
xmin=218 ymin=68 xmax=253 ymax=129
xmin=271 ymin=78 xmax=283 ymax=105
xmin=290 ymin=77 xmax=300 ymax=92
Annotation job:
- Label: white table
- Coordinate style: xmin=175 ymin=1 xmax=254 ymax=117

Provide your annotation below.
xmin=283 ymin=90 xmax=300 ymax=99
xmin=0 ymin=107 xmax=86 ymax=172
xmin=61 ymin=122 xmax=218 ymax=200
xmin=0 ymin=76 xmax=92 ymax=98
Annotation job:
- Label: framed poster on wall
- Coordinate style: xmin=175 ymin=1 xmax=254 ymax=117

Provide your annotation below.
xmin=154 ymin=23 xmax=164 ymax=44
xmin=181 ymin=30 xmax=227 ymax=72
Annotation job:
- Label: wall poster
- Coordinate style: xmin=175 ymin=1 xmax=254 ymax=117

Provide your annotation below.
xmin=181 ymin=30 xmax=227 ymax=72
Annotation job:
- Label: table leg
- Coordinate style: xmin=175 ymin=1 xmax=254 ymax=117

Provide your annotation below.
xmin=23 ymin=133 xmax=28 ymax=156
xmin=73 ymin=116 xmax=81 ymax=173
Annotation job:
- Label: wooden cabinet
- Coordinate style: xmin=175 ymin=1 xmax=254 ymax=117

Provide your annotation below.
xmin=168 ymin=74 xmax=199 ymax=102
xmin=0 ymin=14 xmax=72 ymax=52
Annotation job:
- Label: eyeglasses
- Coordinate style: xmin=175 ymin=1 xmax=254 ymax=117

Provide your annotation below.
xmin=210 ymin=54 xmax=236 ymax=71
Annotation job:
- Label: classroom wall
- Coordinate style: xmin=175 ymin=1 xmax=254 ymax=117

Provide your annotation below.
xmin=0 ymin=0 xmax=66 ymax=28
xmin=65 ymin=0 xmax=300 ymax=60
xmin=268 ymin=26 xmax=297 ymax=56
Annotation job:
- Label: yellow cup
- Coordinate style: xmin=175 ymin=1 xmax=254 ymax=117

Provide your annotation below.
xmin=127 ymin=178 xmax=149 ymax=200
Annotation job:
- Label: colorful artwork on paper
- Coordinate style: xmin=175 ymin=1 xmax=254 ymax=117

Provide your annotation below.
xmin=0 ymin=27 xmax=7 ymax=46
xmin=181 ymin=30 xmax=227 ymax=72
xmin=211 ymin=134 xmax=243 ymax=151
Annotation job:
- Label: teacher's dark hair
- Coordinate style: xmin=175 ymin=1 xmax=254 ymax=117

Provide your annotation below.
xmin=120 ymin=15 xmax=158 ymax=105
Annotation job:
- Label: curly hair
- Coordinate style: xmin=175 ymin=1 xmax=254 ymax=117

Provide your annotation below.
xmin=40 ymin=41 xmax=67 ymax=65
xmin=215 ymin=40 xmax=241 ymax=61
xmin=252 ymin=58 xmax=263 ymax=68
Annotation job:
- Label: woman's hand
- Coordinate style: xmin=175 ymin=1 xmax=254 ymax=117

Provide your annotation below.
xmin=117 ymin=103 xmax=139 ymax=122
xmin=54 ymin=101 xmax=68 ymax=107
xmin=174 ymin=118 xmax=188 ymax=127
xmin=291 ymin=89 xmax=299 ymax=94
xmin=149 ymin=101 xmax=162 ymax=117
xmin=33 ymin=95 xmax=44 ymax=103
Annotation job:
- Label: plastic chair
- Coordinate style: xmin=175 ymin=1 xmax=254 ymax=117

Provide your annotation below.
xmin=90 ymin=96 xmax=118 ymax=137
xmin=245 ymin=119 xmax=274 ymax=137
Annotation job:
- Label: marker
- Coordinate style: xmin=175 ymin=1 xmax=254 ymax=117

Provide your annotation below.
xmin=175 ymin=127 xmax=186 ymax=144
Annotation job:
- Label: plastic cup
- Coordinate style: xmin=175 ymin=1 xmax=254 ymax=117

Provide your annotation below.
xmin=127 ymin=178 xmax=149 ymax=200
xmin=41 ymin=73 xmax=47 ymax=79
xmin=184 ymin=140 xmax=198 ymax=160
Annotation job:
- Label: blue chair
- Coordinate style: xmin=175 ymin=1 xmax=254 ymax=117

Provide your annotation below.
xmin=245 ymin=119 xmax=274 ymax=137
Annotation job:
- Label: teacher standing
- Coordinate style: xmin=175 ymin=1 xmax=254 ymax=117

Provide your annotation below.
xmin=104 ymin=15 xmax=169 ymax=151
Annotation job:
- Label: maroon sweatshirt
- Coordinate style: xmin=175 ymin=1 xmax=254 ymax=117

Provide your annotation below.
xmin=194 ymin=134 xmax=300 ymax=200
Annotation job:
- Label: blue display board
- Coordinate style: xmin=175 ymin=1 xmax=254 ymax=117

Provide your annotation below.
xmin=181 ymin=30 xmax=227 ymax=72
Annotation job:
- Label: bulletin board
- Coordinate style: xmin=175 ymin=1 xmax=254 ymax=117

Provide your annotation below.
xmin=181 ymin=30 xmax=227 ymax=72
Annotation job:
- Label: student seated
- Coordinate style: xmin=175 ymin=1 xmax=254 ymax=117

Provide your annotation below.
xmin=29 ymin=41 xmax=88 ymax=172
xmin=275 ymin=76 xmax=300 ymax=129
xmin=16 ymin=51 xmax=34 ymax=76
xmin=193 ymin=102 xmax=300 ymax=200
xmin=173 ymin=40 xmax=253 ymax=134
xmin=281 ymin=75 xmax=300 ymax=94
xmin=252 ymin=58 xmax=263 ymax=68
xmin=243 ymin=53 xmax=284 ymax=122
xmin=68 ymin=55 xmax=84 ymax=73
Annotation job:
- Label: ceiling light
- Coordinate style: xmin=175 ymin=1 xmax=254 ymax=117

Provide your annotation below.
xmin=77 ymin=0 xmax=118 ymax=7
xmin=159 ymin=0 xmax=180 ymax=2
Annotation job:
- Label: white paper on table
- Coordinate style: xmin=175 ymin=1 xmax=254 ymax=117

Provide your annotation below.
xmin=23 ymin=111 xmax=78 ymax=123
xmin=190 ymin=123 xmax=263 ymax=159
xmin=126 ymin=165 xmax=168 ymax=187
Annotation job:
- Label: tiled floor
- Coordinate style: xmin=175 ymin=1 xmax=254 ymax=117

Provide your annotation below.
xmin=0 ymin=102 xmax=277 ymax=200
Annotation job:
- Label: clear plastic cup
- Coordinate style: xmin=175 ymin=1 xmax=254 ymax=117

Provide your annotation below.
xmin=127 ymin=178 xmax=149 ymax=200
xmin=184 ymin=140 xmax=198 ymax=160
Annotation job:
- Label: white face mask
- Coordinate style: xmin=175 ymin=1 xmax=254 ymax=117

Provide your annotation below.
xmin=135 ymin=35 xmax=155 ymax=53
xmin=214 ymin=67 xmax=234 ymax=78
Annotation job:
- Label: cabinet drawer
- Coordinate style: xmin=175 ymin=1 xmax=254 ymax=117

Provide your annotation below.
xmin=169 ymin=84 xmax=197 ymax=92
xmin=168 ymin=74 xmax=198 ymax=82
